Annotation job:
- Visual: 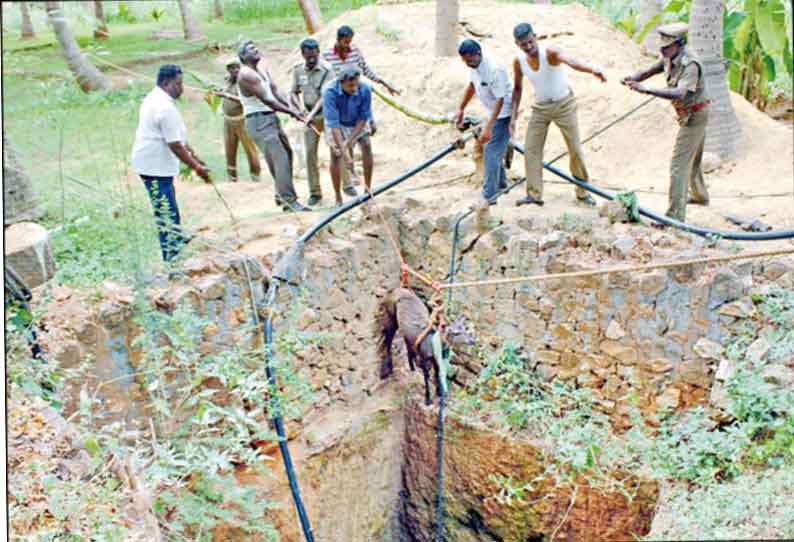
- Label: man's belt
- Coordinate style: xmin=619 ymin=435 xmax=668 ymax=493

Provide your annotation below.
xmin=224 ymin=113 xmax=245 ymax=121
xmin=674 ymin=100 xmax=710 ymax=115
xmin=245 ymin=110 xmax=275 ymax=118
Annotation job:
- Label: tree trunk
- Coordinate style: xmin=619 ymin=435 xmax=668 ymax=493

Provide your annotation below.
xmin=93 ymin=0 xmax=109 ymax=39
xmin=45 ymin=1 xmax=109 ymax=92
xmin=534 ymin=0 xmax=552 ymax=4
xmin=297 ymin=0 xmax=323 ymax=34
xmin=3 ymin=134 xmax=43 ymax=225
xmin=435 ymin=0 xmax=459 ymax=57
xmin=638 ymin=0 xmax=663 ymax=52
xmin=177 ymin=0 xmax=204 ymax=41
xmin=689 ymin=0 xmax=742 ymax=160
xmin=19 ymin=2 xmax=36 ymax=39
xmin=213 ymin=0 xmax=224 ymax=19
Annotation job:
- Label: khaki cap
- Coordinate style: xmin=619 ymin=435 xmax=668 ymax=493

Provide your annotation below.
xmin=658 ymin=22 xmax=688 ymax=47
xmin=225 ymin=57 xmax=241 ymax=67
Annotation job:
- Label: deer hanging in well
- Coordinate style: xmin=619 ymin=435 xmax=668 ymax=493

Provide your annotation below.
xmin=374 ymin=287 xmax=473 ymax=405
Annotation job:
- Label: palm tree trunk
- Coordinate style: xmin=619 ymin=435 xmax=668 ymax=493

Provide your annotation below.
xmin=689 ymin=0 xmax=742 ymax=160
xmin=213 ymin=0 xmax=224 ymax=19
xmin=93 ymin=0 xmax=109 ymax=39
xmin=3 ymin=134 xmax=43 ymax=225
xmin=20 ymin=2 xmax=36 ymax=39
xmin=297 ymin=0 xmax=323 ymax=34
xmin=638 ymin=0 xmax=663 ymax=52
xmin=435 ymin=0 xmax=459 ymax=57
xmin=177 ymin=0 xmax=204 ymax=41
xmin=45 ymin=1 xmax=109 ymax=92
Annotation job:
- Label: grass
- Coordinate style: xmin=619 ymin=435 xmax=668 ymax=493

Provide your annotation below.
xmin=2 ymin=0 xmax=383 ymax=286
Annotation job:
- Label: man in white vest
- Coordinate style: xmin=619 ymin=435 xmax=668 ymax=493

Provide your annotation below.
xmin=510 ymin=22 xmax=606 ymax=207
xmin=237 ymin=40 xmax=310 ymax=212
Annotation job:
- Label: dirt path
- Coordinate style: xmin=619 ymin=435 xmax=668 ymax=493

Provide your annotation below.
xmin=157 ymin=1 xmax=793 ymax=257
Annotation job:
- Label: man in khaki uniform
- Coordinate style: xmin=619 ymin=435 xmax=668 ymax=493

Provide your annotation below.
xmin=291 ymin=38 xmax=356 ymax=206
xmin=221 ymin=58 xmax=261 ymax=183
xmin=622 ymin=22 xmax=710 ymax=222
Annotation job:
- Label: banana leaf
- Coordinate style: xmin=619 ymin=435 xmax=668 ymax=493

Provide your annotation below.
xmin=754 ymin=0 xmax=788 ymax=56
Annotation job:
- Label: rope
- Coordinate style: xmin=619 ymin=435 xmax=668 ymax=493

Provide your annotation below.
xmin=440 ymin=247 xmax=794 ymax=291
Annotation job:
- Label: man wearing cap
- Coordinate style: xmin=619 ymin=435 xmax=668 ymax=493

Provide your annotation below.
xmin=455 ymin=39 xmax=512 ymax=203
xmin=291 ymin=38 xmax=357 ymax=205
xmin=237 ymin=40 xmax=310 ymax=212
xmin=622 ymin=22 xmax=710 ymax=222
xmin=322 ymin=67 xmax=374 ymax=207
xmin=220 ymin=58 xmax=261 ymax=183
xmin=511 ymin=22 xmax=604 ymax=207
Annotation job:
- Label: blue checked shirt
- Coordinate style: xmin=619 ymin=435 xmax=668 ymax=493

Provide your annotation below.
xmin=323 ymin=79 xmax=373 ymax=129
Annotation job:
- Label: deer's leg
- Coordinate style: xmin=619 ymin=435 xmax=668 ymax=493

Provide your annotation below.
xmin=421 ymin=360 xmax=431 ymax=406
xmin=405 ymin=338 xmax=417 ymax=372
xmin=379 ymin=352 xmax=394 ymax=380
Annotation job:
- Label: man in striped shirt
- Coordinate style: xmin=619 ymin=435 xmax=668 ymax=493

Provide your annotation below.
xmin=323 ymin=24 xmax=400 ymax=136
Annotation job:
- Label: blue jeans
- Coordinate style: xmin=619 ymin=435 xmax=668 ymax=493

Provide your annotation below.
xmin=483 ymin=116 xmax=510 ymax=200
xmin=141 ymin=175 xmax=185 ymax=262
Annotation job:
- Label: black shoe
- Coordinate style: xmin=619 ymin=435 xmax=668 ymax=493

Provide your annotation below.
xmin=577 ymin=194 xmax=596 ymax=206
xmin=516 ymin=195 xmax=544 ymax=207
xmin=307 ymin=195 xmax=322 ymax=206
xmin=343 ymin=186 xmax=358 ymax=197
xmin=283 ymin=201 xmax=311 ymax=212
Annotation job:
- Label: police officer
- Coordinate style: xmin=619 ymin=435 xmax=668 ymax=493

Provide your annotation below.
xmin=220 ymin=57 xmax=261 ymax=183
xmin=291 ymin=38 xmax=357 ymax=205
xmin=622 ymin=22 xmax=710 ymax=222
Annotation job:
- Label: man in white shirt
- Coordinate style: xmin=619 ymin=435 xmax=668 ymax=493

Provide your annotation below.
xmin=131 ymin=64 xmax=210 ymax=262
xmin=455 ymin=39 xmax=512 ymax=202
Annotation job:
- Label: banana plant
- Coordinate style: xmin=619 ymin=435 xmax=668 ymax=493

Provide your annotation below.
xmin=724 ymin=0 xmax=792 ymax=109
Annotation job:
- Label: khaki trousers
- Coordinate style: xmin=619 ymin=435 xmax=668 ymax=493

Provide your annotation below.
xmin=245 ymin=112 xmax=298 ymax=204
xmin=667 ymin=108 xmax=710 ymax=222
xmin=304 ymin=117 xmax=352 ymax=197
xmin=524 ymin=92 xmax=588 ymax=201
xmin=224 ymin=117 xmax=261 ymax=182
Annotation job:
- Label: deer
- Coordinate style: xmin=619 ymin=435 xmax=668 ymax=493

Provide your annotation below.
xmin=374 ymin=287 xmax=474 ymax=406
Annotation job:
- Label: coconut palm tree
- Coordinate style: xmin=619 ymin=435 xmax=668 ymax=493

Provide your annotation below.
xmin=435 ymin=0 xmax=459 ymax=57
xmin=689 ymin=0 xmax=742 ymax=160
xmin=638 ymin=0 xmax=663 ymax=52
xmin=19 ymin=2 xmax=35 ymax=39
xmin=297 ymin=0 xmax=323 ymax=34
xmin=3 ymin=134 xmax=42 ymax=225
xmin=45 ymin=1 xmax=109 ymax=92
xmin=213 ymin=0 xmax=224 ymax=19
xmin=177 ymin=0 xmax=204 ymax=42
xmin=94 ymin=0 xmax=109 ymax=39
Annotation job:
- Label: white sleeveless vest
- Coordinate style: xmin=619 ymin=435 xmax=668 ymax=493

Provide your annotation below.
xmin=517 ymin=44 xmax=570 ymax=103
xmin=238 ymin=65 xmax=273 ymax=116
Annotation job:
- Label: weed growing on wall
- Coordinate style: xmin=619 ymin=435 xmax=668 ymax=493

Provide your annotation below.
xmin=456 ymin=285 xmax=794 ymax=539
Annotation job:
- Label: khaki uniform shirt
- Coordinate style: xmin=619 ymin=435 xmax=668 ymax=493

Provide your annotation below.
xmin=222 ymin=79 xmax=244 ymax=119
xmin=292 ymin=62 xmax=332 ymax=110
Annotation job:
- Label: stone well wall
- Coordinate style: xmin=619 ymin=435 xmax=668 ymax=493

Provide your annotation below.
xmin=33 ymin=197 xmax=794 ymax=541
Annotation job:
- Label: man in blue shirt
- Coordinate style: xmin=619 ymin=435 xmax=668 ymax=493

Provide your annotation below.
xmin=323 ymin=67 xmax=374 ymax=207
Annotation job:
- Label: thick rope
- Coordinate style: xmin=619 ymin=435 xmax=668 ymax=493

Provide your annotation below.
xmin=440 ymin=247 xmax=794 ymax=291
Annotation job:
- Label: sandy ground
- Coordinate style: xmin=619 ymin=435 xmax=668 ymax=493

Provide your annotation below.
xmin=134 ymin=1 xmax=794 ymax=258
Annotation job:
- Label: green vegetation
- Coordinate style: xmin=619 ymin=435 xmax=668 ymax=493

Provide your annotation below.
xmin=454 ymin=286 xmax=794 ymax=538
xmin=551 ymin=0 xmax=793 ymax=106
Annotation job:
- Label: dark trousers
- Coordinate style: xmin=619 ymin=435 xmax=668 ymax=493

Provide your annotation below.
xmin=141 ymin=175 xmax=185 ymax=262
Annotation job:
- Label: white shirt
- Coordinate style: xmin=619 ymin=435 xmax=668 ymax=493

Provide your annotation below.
xmin=470 ymin=53 xmax=513 ymax=119
xmin=131 ymin=86 xmax=187 ymax=177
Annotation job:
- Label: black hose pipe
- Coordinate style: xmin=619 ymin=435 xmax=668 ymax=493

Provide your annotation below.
xmin=512 ymin=142 xmax=794 ymax=242
xmin=261 ymin=133 xmax=476 ymax=542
